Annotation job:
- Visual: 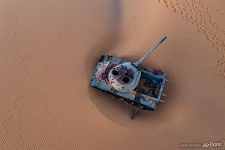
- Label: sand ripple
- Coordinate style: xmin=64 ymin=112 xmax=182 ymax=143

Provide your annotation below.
xmin=158 ymin=0 xmax=225 ymax=78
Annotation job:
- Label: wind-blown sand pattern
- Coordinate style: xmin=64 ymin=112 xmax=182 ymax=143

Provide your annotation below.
xmin=158 ymin=0 xmax=225 ymax=78
xmin=0 ymin=0 xmax=225 ymax=149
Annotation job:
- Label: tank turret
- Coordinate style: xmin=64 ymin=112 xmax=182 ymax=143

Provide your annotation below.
xmin=108 ymin=36 xmax=167 ymax=93
xmin=90 ymin=36 xmax=168 ymax=118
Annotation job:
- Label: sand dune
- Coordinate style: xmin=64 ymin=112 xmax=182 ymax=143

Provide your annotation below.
xmin=0 ymin=0 xmax=224 ymax=149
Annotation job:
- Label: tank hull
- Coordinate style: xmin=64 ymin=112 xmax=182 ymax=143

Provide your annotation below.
xmin=90 ymin=55 xmax=167 ymax=111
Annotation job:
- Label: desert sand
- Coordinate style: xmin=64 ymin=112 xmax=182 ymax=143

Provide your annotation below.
xmin=0 ymin=0 xmax=225 ymax=149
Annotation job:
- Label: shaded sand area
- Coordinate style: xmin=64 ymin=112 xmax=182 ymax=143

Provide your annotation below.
xmin=0 ymin=0 xmax=225 ymax=149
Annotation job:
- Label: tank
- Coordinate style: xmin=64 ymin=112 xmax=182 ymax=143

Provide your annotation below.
xmin=90 ymin=36 xmax=168 ymax=119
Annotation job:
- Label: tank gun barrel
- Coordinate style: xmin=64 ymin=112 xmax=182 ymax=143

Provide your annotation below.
xmin=134 ymin=36 xmax=167 ymax=66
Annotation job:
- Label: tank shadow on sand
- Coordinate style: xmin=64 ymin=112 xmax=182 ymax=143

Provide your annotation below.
xmin=85 ymin=0 xmax=133 ymax=126
xmin=86 ymin=1 xmax=176 ymax=129
xmin=85 ymin=0 xmax=121 ymax=81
